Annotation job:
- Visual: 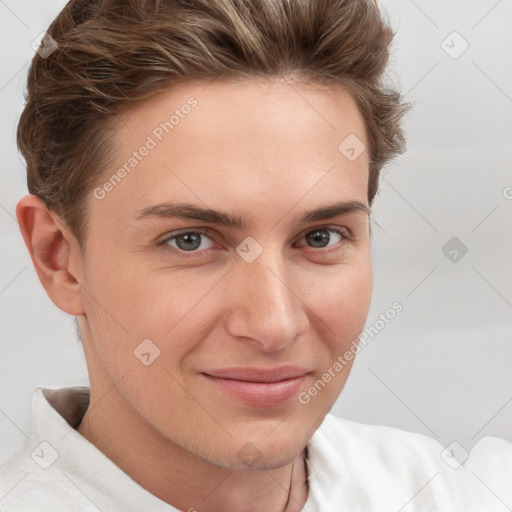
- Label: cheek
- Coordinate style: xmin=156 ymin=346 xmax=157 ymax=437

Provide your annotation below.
xmin=307 ymin=256 xmax=373 ymax=347
xmin=82 ymin=248 xmax=182 ymax=337
xmin=298 ymin=259 xmax=372 ymax=411
xmin=81 ymin=253 xmax=220 ymax=370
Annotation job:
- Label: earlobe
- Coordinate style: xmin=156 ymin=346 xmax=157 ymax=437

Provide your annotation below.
xmin=16 ymin=194 xmax=85 ymax=317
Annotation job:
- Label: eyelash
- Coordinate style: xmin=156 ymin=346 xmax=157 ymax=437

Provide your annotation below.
xmin=158 ymin=227 xmax=353 ymax=258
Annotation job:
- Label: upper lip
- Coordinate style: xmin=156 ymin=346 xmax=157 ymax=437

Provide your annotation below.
xmin=202 ymin=366 xmax=309 ymax=383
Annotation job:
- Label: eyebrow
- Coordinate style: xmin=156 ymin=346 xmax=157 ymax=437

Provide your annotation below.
xmin=134 ymin=200 xmax=370 ymax=228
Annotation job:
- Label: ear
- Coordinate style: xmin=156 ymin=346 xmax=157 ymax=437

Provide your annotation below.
xmin=16 ymin=194 xmax=85 ymax=316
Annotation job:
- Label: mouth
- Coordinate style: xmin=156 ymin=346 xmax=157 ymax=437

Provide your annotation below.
xmin=200 ymin=366 xmax=309 ymax=408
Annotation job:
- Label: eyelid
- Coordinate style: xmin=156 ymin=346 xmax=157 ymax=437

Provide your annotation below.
xmin=158 ymin=227 xmax=215 ymax=244
xmin=158 ymin=224 xmax=354 ymax=257
xmin=158 ymin=228 xmax=220 ymax=257
xmin=293 ymin=225 xmax=353 ymax=247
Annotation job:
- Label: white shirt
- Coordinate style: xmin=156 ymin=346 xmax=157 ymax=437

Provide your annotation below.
xmin=0 ymin=387 xmax=510 ymax=511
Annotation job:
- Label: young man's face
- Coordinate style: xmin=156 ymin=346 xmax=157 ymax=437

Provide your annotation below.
xmin=77 ymin=79 xmax=372 ymax=470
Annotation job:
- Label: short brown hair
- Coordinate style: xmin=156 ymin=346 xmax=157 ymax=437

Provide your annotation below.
xmin=18 ymin=0 xmax=408 ymax=244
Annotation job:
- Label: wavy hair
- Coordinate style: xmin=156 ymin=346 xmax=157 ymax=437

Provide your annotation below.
xmin=18 ymin=0 xmax=409 ymax=244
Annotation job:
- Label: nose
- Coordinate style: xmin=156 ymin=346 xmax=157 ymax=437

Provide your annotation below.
xmin=224 ymin=249 xmax=308 ymax=352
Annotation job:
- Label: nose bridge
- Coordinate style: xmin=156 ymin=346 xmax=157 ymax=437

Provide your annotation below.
xmin=226 ymin=244 xmax=304 ymax=350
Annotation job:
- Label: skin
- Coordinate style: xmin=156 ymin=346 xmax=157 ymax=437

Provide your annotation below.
xmin=17 ymin=79 xmax=373 ymax=512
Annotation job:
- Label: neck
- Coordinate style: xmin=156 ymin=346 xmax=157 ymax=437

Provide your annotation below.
xmin=77 ymin=379 xmax=308 ymax=512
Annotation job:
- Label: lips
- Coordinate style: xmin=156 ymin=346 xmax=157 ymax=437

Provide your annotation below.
xmin=201 ymin=366 xmax=309 ymax=408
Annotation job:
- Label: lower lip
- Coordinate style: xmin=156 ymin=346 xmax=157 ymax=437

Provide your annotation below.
xmin=201 ymin=374 xmax=307 ymax=408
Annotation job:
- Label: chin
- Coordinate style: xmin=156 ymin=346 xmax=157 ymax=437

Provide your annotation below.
xmin=184 ymin=425 xmax=308 ymax=472
xmin=230 ymin=428 xmax=309 ymax=471
xmin=216 ymin=444 xmax=304 ymax=472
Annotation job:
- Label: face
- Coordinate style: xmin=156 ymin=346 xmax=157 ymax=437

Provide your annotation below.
xmin=79 ymin=79 xmax=372 ymax=470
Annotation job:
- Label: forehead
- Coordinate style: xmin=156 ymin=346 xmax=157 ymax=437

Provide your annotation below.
xmin=91 ymin=79 xmax=370 ymax=226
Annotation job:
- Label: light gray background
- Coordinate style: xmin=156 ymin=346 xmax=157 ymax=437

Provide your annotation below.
xmin=1 ymin=0 xmax=511 ymax=465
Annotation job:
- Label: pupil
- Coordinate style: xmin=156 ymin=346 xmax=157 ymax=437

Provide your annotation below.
xmin=307 ymin=230 xmax=329 ymax=248
xmin=177 ymin=233 xmax=201 ymax=251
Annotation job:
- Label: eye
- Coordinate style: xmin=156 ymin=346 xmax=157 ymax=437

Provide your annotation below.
xmin=159 ymin=226 xmax=352 ymax=258
xmin=161 ymin=229 xmax=216 ymax=253
xmin=295 ymin=227 xmax=350 ymax=250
